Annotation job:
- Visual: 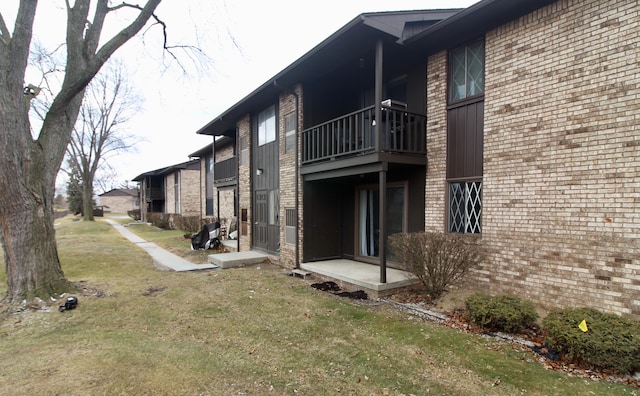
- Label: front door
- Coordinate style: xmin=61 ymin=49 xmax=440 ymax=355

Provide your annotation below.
xmin=254 ymin=190 xmax=268 ymax=250
xmin=252 ymin=104 xmax=279 ymax=253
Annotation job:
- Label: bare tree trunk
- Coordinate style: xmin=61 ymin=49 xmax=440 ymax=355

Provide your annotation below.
xmin=0 ymin=111 xmax=75 ymax=303
xmin=82 ymin=174 xmax=95 ymax=221
xmin=0 ymin=0 xmax=163 ymax=303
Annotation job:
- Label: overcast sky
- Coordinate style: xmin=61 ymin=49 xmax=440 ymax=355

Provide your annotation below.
xmin=4 ymin=0 xmax=480 ymax=191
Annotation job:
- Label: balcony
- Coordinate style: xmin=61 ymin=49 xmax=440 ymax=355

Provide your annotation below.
xmin=214 ymin=156 xmax=238 ymax=186
xmin=144 ymin=187 xmax=164 ymax=201
xmin=302 ymin=105 xmax=426 ymax=165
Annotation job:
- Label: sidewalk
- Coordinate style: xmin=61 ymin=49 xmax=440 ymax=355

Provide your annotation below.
xmin=104 ymin=220 xmax=218 ymax=272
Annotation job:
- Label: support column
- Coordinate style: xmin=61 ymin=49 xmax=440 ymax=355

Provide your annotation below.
xmin=374 ymin=39 xmax=383 ymax=151
xmin=379 ymin=168 xmax=387 ymax=284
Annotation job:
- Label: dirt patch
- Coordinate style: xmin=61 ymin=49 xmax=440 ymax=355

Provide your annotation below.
xmin=311 ymin=281 xmax=368 ymax=300
xmin=141 ymin=286 xmax=167 ymax=297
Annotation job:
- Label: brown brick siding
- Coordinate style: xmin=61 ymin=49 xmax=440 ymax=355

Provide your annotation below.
xmin=278 ymin=84 xmax=303 ymax=268
xmin=180 ymin=169 xmax=201 ymax=216
xmin=238 ymin=115 xmax=252 ymax=252
xmin=427 ymin=0 xmax=640 ymax=316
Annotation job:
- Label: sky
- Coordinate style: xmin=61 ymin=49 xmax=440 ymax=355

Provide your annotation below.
xmin=3 ymin=0 xmax=480 ymax=192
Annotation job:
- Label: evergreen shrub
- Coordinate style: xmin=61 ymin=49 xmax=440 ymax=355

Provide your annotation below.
xmin=543 ymin=307 xmax=640 ymax=374
xmin=465 ymin=292 xmax=539 ymax=333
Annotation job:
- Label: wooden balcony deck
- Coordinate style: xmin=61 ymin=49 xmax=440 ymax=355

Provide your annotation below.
xmin=302 ymin=105 xmax=426 ymax=166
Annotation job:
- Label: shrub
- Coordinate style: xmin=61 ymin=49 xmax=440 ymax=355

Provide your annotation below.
xmin=465 ymin=292 xmax=539 ymax=333
xmin=147 ymin=213 xmax=170 ymax=230
xmin=174 ymin=215 xmax=201 ymax=234
xmin=388 ymin=232 xmax=482 ymax=299
xmin=127 ymin=209 xmax=141 ymax=221
xmin=543 ymin=307 xmax=640 ymax=374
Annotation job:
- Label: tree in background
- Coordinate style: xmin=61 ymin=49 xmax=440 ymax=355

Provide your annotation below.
xmin=0 ymin=1 xmax=162 ymax=303
xmin=65 ymin=61 xmax=141 ymax=221
xmin=65 ymin=159 xmax=84 ymax=216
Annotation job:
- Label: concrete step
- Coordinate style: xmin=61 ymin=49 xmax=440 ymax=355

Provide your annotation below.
xmin=291 ymin=269 xmax=312 ymax=279
xmin=208 ymin=251 xmax=269 ymax=269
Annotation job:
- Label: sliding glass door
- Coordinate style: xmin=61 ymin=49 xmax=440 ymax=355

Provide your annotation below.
xmin=358 ymin=184 xmax=406 ymax=259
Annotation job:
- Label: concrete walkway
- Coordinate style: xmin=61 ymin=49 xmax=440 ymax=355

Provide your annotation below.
xmin=104 ymin=220 xmax=218 ymax=272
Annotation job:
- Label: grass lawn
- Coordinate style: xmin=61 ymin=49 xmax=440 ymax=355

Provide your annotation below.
xmin=0 ymin=216 xmax=636 ymax=395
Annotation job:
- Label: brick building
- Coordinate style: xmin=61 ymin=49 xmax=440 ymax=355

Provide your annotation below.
xmin=192 ymin=0 xmax=638 ymax=316
xmin=98 ymin=188 xmax=138 ymax=214
xmin=133 ymin=160 xmax=201 ymax=221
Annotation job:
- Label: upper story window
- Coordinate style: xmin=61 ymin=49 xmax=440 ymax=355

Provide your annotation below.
xmin=258 ymin=105 xmax=276 ymax=146
xmin=449 ymin=40 xmax=485 ymax=103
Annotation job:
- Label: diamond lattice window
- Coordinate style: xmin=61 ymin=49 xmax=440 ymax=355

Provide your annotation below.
xmin=449 ymin=40 xmax=485 ymax=103
xmin=449 ymin=181 xmax=482 ymax=234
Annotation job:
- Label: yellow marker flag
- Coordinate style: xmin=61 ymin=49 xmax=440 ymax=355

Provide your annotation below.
xmin=578 ymin=319 xmax=588 ymax=332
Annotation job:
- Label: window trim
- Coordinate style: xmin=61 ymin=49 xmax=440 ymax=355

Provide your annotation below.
xmin=447 ymin=38 xmax=485 ymax=106
xmin=447 ymin=179 xmax=482 ymax=235
xmin=257 ymin=104 xmax=276 ymax=147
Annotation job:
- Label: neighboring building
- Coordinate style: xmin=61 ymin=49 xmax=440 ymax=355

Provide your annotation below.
xmin=98 ymin=188 xmax=139 ymax=214
xmin=189 ymin=136 xmax=238 ymax=233
xmin=192 ymin=0 xmax=639 ymax=317
xmin=132 ymin=160 xmax=201 ymax=222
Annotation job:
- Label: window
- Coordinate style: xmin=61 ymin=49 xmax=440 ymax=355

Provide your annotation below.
xmin=239 ymin=136 xmax=248 ymax=165
xmin=174 ymin=173 xmax=180 ymax=213
xmin=447 ymin=40 xmax=484 ymax=234
xmin=449 ymin=40 xmax=485 ymax=103
xmin=258 ymin=105 xmax=276 ymax=146
xmin=284 ymin=112 xmax=296 ymax=153
xmin=268 ymin=189 xmax=279 ymax=225
xmin=449 ymin=181 xmax=481 ymax=234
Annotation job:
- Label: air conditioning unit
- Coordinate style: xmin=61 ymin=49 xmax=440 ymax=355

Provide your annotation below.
xmin=381 ymin=99 xmax=407 ymax=110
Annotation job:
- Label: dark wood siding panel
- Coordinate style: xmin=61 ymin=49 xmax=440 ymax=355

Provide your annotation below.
xmin=303 ymin=182 xmax=342 ymax=261
xmin=446 ymin=101 xmax=484 ymax=179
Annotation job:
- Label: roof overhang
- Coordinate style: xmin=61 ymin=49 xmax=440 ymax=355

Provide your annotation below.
xmin=405 ymin=0 xmax=558 ymax=53
xmin=132 ymin=159 xmax=200 ymax=181
xmin=196 ymin=9 xmax=460 ymax=137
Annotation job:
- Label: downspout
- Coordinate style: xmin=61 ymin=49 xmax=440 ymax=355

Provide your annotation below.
xmin=235 ymin=126 xmax=240 ymax=251
xmin=273 ymin=79 xmax=301 ymax=269
xmin=211 ymin=135 xmax=220 ymax=221
xmin=375 ymin=39 xmax=387 ymax=284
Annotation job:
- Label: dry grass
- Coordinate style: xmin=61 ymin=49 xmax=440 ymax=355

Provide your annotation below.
xmin=0 ymin=216 xmax=636 ymax=395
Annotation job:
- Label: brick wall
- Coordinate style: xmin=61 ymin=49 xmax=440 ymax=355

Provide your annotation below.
xmin=164 ymin=173 xmax=176 ymax=214
xmin=425 ymin=50 xmax=448 ymax=232
xmin=427 ymin=0 xmax=640 ymax=316
xmin=216 ymin=143 xmax=235 ymax=161
xmin=237 ymin=115 xmax=252 ymax=252
xmin=99 ymin=195 xmax=137 ymax=214
xmin=180 ymin=169 xmax=201 ymax=216
xmin=278 ymin=84 xmax=303 ymax=268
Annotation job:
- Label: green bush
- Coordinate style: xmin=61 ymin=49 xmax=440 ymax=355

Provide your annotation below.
xmin=127 ymin=209 xmax=141 ymax=221
xmin=147 ymin=213 xmax=170 ymax=229
xmin=465 ymin=292 xmax=539 ymax=333
xmin=174 ymin=215 xmax=201 ymax=234
xmin=388 ymin=232 xmax=482 ymax=299
xmin=543 ymin=307 xmax=640 ymax=374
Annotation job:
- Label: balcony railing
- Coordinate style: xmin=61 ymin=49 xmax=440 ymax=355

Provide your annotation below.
xmin=144 ymin=187 xmax=164 ymax=201
xmin=214 ymin=156 xmax=237 ymax=184
xmin=302 ymin=105 xmax=426 ymax=165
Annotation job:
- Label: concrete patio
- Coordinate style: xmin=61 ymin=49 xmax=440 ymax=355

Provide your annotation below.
xmin=300 ymin=259 xmax=419 ymax=295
